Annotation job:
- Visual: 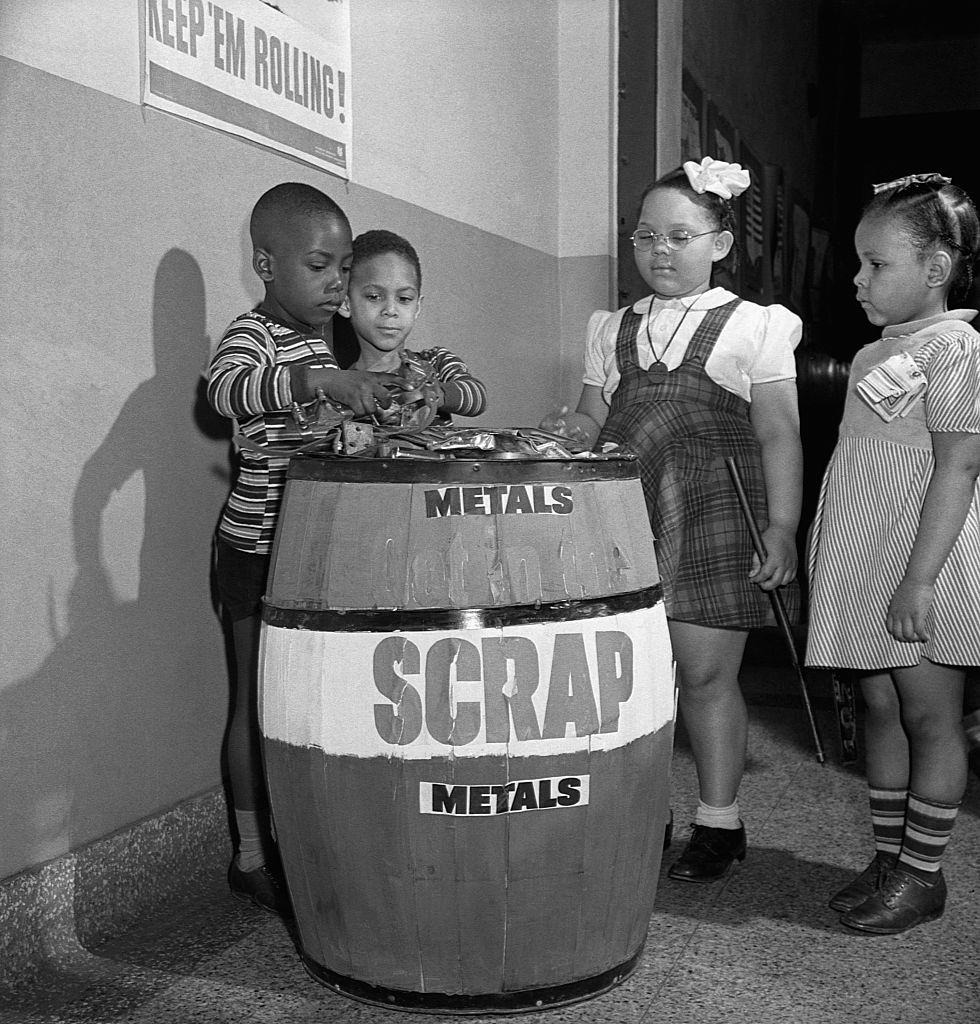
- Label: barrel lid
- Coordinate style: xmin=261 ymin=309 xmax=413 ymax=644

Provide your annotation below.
xmin=283 ymin=424 xmax=641 ymax=479
xmin=287 ymin=424 xmax=639 ymax=482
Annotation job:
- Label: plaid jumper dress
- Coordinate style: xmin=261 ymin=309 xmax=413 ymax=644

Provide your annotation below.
xmin=597 ymin=298 xmax=775 ymax=628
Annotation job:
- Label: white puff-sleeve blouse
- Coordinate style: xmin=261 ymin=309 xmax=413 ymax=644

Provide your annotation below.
xmin=582 ymin=286 xmax=802 ymax=404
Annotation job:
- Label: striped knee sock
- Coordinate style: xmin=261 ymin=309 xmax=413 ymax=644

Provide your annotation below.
xmin=868 ymin=785 xmax=906 ymax=858
xmin=899 ymin=792 xmax=960 ymax=877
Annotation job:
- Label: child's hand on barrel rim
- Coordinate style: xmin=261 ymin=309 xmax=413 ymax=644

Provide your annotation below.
xmin=539 ymin=404 xmax=570 ymax=434
xmin=540 ymin=405 xmax=594 ymax=445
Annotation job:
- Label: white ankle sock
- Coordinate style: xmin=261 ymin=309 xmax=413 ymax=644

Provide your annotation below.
xmin=694 ymin=799 xmax=741 ymax=830
xmin=235 ymin=809 xmax=265 ymax=871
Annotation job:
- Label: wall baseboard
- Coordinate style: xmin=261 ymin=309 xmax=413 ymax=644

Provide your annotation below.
xmin=0 ymin=787 xmax=229 ymax=998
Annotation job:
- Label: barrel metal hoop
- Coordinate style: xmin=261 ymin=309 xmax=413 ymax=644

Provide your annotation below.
xmin=262 ymin=583 xmax=663 ymax=632
xmin=300 ymin=944 xmax=644 ymax=1013
xmin=286 ymin=454 xmax=639 ymax=485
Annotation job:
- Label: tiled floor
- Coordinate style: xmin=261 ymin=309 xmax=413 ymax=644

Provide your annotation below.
xmin=4 ymin=660 xmax=980 ymax=1024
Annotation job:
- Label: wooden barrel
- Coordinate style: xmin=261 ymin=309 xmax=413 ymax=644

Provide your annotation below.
xmin=259 ymin=453 xmax=675 ymax=1013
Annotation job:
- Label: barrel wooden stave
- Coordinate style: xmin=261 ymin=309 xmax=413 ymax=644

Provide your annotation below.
xmin=263 ymin=733 xmax=672 ymax=994
xmin=266 ymin=464 xmax=660 ymax=612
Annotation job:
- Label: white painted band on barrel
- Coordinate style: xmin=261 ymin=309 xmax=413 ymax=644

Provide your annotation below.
xmin=260 ymin=603 xmax=674 ymax=759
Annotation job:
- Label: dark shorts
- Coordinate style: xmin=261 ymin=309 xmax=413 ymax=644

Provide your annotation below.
xmin=214 ymin=536 xmax=271 ymax=622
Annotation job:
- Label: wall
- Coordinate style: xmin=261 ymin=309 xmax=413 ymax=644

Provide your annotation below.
xmin=0 ymin=0 xmax=617 ymax=882
xmin=682 ymin=0 xmax=819 ymax=208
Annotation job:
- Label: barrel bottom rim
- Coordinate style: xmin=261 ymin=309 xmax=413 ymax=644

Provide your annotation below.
xmin=300 ymin=945 xmax=645 ymax=1015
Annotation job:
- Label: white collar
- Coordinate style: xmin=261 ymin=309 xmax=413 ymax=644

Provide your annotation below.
xmin=631 ymin=286 xmax=735 ymax=315
xmin=882 ymin=309 xmax=978 ymax=338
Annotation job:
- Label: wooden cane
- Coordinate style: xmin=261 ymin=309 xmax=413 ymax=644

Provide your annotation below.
xmin=725 ymin=457 xmax=826 ymax=763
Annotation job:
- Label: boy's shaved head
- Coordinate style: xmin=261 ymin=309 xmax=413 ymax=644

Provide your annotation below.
xmin=250 ymin=182 xmax=350 ymax=251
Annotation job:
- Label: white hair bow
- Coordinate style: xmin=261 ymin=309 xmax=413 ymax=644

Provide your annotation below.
xmin=682 ymin=157 xmax=751 ymax=200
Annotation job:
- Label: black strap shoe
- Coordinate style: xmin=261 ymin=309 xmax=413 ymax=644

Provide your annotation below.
xmin=667 ymin=823 xmax=746 ymax=883
xmin=840 ymin=866 xmax=946 ymax=935
xmin=228 ymin=860 xmax=293 ymax=918
xmin=828 ymin=852 xmax=897 ymax=912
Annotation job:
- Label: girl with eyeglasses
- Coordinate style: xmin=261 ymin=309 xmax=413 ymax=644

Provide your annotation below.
xmin=542 ymin=158 xmax=803 ymax=883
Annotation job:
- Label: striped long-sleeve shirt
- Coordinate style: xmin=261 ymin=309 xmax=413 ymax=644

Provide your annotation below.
xmin=409 ymin=346 xmax=488 ymax=421
xmin=207 ymin=308 xmax=487 ymax=553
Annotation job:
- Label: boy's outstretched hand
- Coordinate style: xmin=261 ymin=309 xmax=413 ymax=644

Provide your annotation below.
xmin=293 ymin=366 xmax=401 ymax=418
xmin=321 ymin=369 xmax=402 ymax=417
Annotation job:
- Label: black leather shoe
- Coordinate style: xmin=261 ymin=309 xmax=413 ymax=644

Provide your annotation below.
xmin=829 ymin=852 xmax=897 ymax=912
xmin=667 ymin=823 xmax=746 ymax=882
xmin=229 ymin=860 xmax=293 ymax=918
xmin=840 ymin=867 xmax=946 ymax=935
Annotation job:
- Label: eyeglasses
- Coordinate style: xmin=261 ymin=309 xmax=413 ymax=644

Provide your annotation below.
xmin=631 ymin=229 xmax=719 ymax=252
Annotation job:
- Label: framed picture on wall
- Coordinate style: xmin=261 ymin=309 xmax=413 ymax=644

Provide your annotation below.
xmin=763 ymin=164 xmax=786 ymax=303
xmin=739 ymin=140 xmax=765 ymax=301
xmin=681 ymin=69 xmax=704 ymax=162
xmin=705 ymin=100 xmax=736 ymax=164
xmin=788 ymin=194 xmax=811 ymax=318
xmin=809 ymin=227 xmax=832 ymax=329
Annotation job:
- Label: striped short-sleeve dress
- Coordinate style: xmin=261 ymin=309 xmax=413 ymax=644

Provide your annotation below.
xmin=805 ymin=313 xmax=980 ymax=671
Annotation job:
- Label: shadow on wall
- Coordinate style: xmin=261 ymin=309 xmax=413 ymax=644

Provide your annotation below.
xmin=0 ymin=249 xmax=233 ymax=886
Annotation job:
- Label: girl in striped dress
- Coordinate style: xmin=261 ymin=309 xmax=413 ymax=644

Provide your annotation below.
xmin=543 ymin=159 xmax=803 ymax=883
xmin=806 ymin=174 xmax=980 ymax=935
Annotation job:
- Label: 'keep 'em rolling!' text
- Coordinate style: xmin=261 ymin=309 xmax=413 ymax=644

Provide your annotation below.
xmin=146 ymin=0 xmax=346 ymax=121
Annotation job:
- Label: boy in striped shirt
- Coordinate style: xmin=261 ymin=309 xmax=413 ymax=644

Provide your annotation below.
xmin=207 ymin=182 xmax=398 ymax=915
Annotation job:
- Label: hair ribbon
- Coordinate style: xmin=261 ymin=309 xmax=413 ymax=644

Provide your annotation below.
xmin=872 ymin=173 xmax=952 ymax=194
xmin=682 ymin=157 xmax=751 ymax=200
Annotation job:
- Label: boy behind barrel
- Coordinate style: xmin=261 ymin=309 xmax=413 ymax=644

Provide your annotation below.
xmin=207 ymin=182 xmax=397 ymax=915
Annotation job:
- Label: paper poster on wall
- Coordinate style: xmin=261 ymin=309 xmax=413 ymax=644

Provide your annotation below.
xmin=705 ymin=101 xmax=736 ymax=164
xmin=789 ymin=197 xmax=811 ymax=317
xmin=809 ymin=227 xmax=832 ymax=326
xmin=739 ymin=141 xmax=765 ymax=300
xmin=763 ymin=164 xmax=786 ymax=302
xmin=681 ymin=69 xmax=704 ymax=162
xmin=140 ymin=0 xmax=351 ymax=178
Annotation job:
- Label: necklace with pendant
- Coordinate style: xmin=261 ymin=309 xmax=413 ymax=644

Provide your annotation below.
xmin=644 ymin=297 xmax=700 ymax=383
